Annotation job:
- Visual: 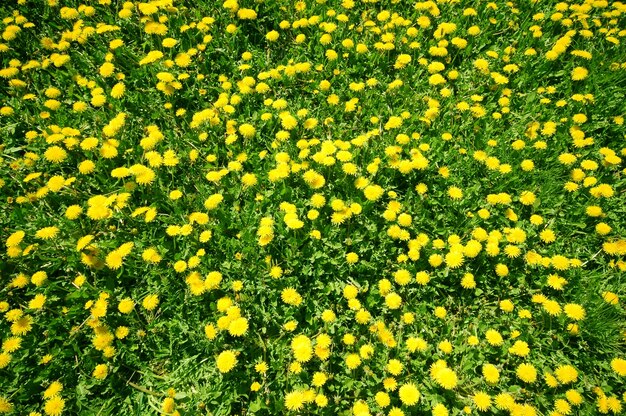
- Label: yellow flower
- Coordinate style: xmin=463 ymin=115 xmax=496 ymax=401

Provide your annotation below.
xmin=35 ymin=227 xmax=59 ymax=240
xmin=387 ymin=359 xmax=403 ymax=375
xmin=571 ymin=66 xmax=588 ymax=81
xmin=281 ymin=288 xmax=302 ymax=306
xmin=543 ymin=299 xmax=562 ymax=316
xmin=237 ymin=8 xmax=257 ymax=19
xmin=444 ymin=250 xmax=464 ymax=268
xmin=118 ymin=298 xmax=134 ymax=314
xmin=255 ymin=361 xmax=268 ymax=374
xmin=142 ymin=294 xmax=159 ymax=311
xmin=508 ymin=340 xmax=530 ymax=357
xmin=11 ymin=315 xmax=33 ymax=335
xmin=6 ymin=230 xmax=25 ymax=247
xmin=291 ymin=335 xmax=313 ymax=363
xmin=238 ymin=123 xmax=256 ymax=138
xmin=375 ymin=391 xmax=390 ymax=407
xmin=483 ymin=363 xmax=500 ymax=384
xmin=228 ymin=317 xmax=248 ymax=337
xmin=516 ymin=363 xmax=537 ymax=383
xmin=284 ymin=390 xmax=304 ymax=411
xmin=43 ymin=396 xmax=65 ymax=416
xmin=432 ymin=403 xmax=449 ymax=416
xmin=473 ymin=391 xmax=491 ymax=411
xmin=500 ymin=299 xmax=514 ymax=312
xmin=93 ymin=363 xmax=108 ymax=379
xmin=173 ymin=260 xmax=187 ymax=273
xmin=555 ymin=365 xmax=578 ymax=384
xmin=321 ymin=309 xmax=336 ymax=322
xmin=99 ymin=62 xmax=115 ymax=77
xmin=345 ymin=353 xmax=361 ymax=369
xmin=28 ymin=294 xmax=46 ymax=310
xmin=105 ymin=251 xmax=124 ymax=270
xmin=64 ymin=205 xmax=83 ymax=219
xmin=216 ymin=350 xmax=237 ymax=373
xmin=0 ymin=353 xmax=11 ymax=369
xmin=485 ymin=329 xmax=503 ymax=346
xmin=384 ymin=116 xmax=403 ymax=130
xmin=398 ymin=383 xmax=420 ymax=405
xmin=142 ymin=248 xmax=162 ymax=264
xmin=563 ymin=303 xmax=585 ymax=320
xmin=115 ymin=326 xmax=129 ymax=339
xmin=1 ymin=337 xmax=21 ymax=353
xmin=312 ymin=372 xmax=327 ymax=387
xmin=204 ymin=193 xmax=224 ymax=210
xmin=566 ymin=389 xmax=583 ymax=405
xmin=346 ymin=252 xmax=359 ymax=264
xmin=433 ymin=367 xmax=457 ymax=389
xmin=611 ymin=358 xmax=626 ymax=376
xmin=265 ymin=30 xmax=279 ymax=42
xmin=363 ymin=184 xmax=384 ymax=201
xmin=461 ymin=273 xmax=476 ymax=289
xmin=385 ymin=292 xmax=402 ymax=309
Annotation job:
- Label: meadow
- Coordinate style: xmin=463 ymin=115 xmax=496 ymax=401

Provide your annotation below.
xmin=0 ymin=0 xmax=625 ymax=414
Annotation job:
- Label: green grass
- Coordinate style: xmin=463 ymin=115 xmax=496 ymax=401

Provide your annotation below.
xmin=0 ymin=0 xmax=625 ymax=415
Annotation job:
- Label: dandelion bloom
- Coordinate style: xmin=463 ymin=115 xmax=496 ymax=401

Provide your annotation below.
xmin=44 ymin=396 xmax=65 ymax=416
xmin=571 ymin=67 xmax=588 ymax=81
xmin=281 ymin=288 xmax=302 ymax=306
xmin=291 ymin=335 xmax=313 ymax=363
xmin=216 ymin=350 xmax=237 ymax=373
xmin=611 ymin=358 xmax=626 ymax=376
xmin=398 ymin=383 xmax=420 ymax=405
xmin=93 ymin=364 xmax=108 ymax=380
xmin=228 ymin=317 xmax=248 ymax=337
xmin=142 ymin=294 xmax=159 ymax=311
xmin=36 ymin=227 xmax=59 ymax=240
xmin=516 ymin=363 xmax=537 ymax=383
xmin=284 ymin=391 xmax=304 ymax=411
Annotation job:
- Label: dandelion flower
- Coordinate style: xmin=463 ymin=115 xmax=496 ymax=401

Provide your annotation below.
xmin=346 ymin=252 xmax=359 ymax=264
xmin=44 ymin=146 xmax=67 ymax=163
xmin=448 ymin=186 xmax=463 ymax=200
xmin=611 ymin=358 xmax=626 ymax=376
xmin=445 ymin=250 xmax=464 ymax=268
xmin=482 ymin=363 xmax=500 ymax=384
xmin=142 ymin=294 xmax=159 ymax=311
xmin=216 ymin=350 xmax=237 ymax=373
xmin=434 ymin=367 xmax=458 ymax=389
xmin=291 ymin=335 xmax=313 ymax=363
xmin=345 ymin=353 xmax=361 ymax=370
xmin=385 ymin=292 xmax=402 ymax=309
xmin=44 ymin=396 xmax=65 ymax=416
xmin=398 ymin=383 xmax=420 ymax=405
xmin=516 ymin=363 xmax=537 ymax=383
xmin=485 ymin=329 xmax=503 ymax=346
xmin=6 ymin=230 xmax=25 ymax=247
xmin=432 ymin=403 xmax=449 ymax=416
xmin=473 ymin=391 xmax=491 ymax=411
xmin=555 ymin=365 xmax=578 ymax=384
xmin=93 ymin=363 xmax=108 ymax=379
xmin=563 ymin=303 xmax=585 ymax=320
xmin=363 ymin=185 xmax=384 ymax=201
xmin=105 ymin=251 xmax=124 ymax=270
xmin=36 ymin=227 xmax=59 ymax=240
xmin=284 ymin=391 xmax=304 ymax=411
xmin=281 ymin=288 xmax=302 ymax=306
xmin=571 ymin=67 xmax=588 ymax=81
xmin=228 ymin=317 xmax=249 ymax=337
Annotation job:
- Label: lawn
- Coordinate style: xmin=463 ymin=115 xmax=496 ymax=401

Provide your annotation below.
xmin=0 ymin=0 xmax=625 ymax=415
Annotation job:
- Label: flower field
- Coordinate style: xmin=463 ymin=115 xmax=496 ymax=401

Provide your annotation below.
xmin=1 ymin=0 xmax=626 ymax=414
